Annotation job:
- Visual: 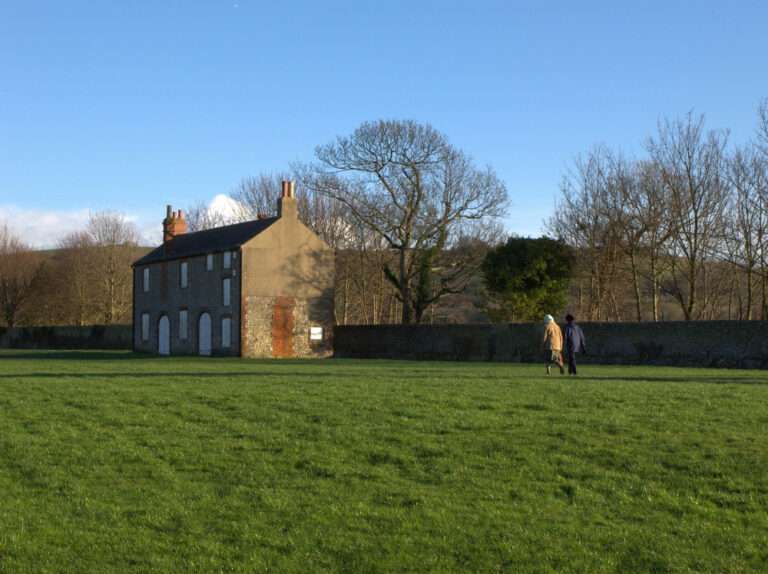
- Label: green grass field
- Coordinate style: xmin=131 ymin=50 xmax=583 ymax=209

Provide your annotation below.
xmin=0 ymin=351 xmax=766 ymax=573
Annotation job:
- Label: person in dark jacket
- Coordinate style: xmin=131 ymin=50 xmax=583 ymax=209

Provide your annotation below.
xmin=563 ymin=314 xmax=586 ymax=375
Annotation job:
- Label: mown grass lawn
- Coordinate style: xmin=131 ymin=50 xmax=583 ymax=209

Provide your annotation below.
xmin=0 ymin=351 xmax=766 ymax=573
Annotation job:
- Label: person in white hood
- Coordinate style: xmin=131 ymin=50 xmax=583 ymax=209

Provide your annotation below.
xmin=541 ymin=314 xmax=564 ymax=375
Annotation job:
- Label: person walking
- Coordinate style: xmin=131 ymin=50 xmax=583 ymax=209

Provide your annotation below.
xmin=541 ymin=314 xmax=564 ymax=375
xmin=563 ymin=314 xmax=587 ymax=375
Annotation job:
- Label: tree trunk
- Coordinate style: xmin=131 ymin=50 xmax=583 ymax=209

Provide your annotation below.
xmin=399 ymin=249 xmax=412 ymax=324
xmin=650 ymin=256 xmax=660 ymax=322
xmin=629 ymin=250 xmax=642 ymax=321
xmin=685 ymin=258 xmax=696 ymax=321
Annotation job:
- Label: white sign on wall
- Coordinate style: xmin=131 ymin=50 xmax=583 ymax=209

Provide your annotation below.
xmin=310 ymin=327 xmax=323 ymax=341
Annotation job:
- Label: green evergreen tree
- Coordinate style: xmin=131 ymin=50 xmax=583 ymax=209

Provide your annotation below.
xmin=482 ymin=237 xmax=574 ymax=321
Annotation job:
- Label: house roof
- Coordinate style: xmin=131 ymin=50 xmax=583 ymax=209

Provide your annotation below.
xmin=132 ymin=217 xmax=278 ymax=266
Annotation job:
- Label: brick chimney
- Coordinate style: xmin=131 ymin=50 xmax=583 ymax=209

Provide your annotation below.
xmin=277 ymin=180 xmax=297 ymax=219
xmin=163 ymin=205 xmax=188 ymax=243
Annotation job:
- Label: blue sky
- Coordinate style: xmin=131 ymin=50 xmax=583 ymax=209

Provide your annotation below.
xmin=2 ymin=0 xmax=767 ymax=246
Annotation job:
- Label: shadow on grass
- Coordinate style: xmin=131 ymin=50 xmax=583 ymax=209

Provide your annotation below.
xmin=0 ymin=371 xmax=766 ymax=385
xmin=0 ymin=351 xmax=326 ymax=366
xmin=0 ymin=350 xmax=138 ymax=361
xmin=0 ymin=371 xmax=356 ymax=381
xmin=575 ymin=375 xmax=768 ymax=385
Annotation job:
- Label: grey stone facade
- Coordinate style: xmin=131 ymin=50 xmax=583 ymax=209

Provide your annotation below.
xmin=133 ymin=251 xmax=241 ymax=356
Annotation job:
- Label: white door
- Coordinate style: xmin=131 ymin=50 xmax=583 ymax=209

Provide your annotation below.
xmin=158 ymin=315 xmax=170 ymax=356
xmin=198 ymin=312 xmax=212 ymax=356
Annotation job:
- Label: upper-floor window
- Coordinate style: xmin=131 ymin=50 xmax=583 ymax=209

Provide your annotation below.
xmin=141 ymin=313 xmax=150 ymax=341
xmin=143 ymin=268 xmax=150 ymax=292
xmin=180 ymin=261 xmax=188 ymax=288
xmin=223 ymin=277 xmax=231 ymax=306
xmin=223 ymin=251 xmax=232 ymax=269
xmin=206 ymin=253 xmax=214 ymax=271
xmin=222 ymin=317 xmax=232 ymax=348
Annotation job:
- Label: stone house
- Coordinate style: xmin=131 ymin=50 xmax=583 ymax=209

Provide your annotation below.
xmin=132 ymin=181 xmax=334 ymax=357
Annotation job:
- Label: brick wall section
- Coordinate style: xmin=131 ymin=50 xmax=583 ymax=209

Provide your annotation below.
xmin=334 ymin=321 xmax=768 ymax=369
xmin=0 ymin=325 xmax=132 ymax=350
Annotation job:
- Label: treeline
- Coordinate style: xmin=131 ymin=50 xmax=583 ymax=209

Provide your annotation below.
xmin=4 ymin=109 xmax=767 ymax=328
xmin=0 ymin=213 xmax=143 ymax=327
xmin=548 ymin=103 xmax=768 ymax=321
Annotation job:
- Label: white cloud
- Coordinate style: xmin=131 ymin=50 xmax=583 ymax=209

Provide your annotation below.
xmin=207 ymin=194 xmax=243 ymax=221
xmin=0 ymin=205 xmax=160 ymax=249
xmin=0 ymin=194 xmax=254 ymax=250
xmin=0 ymin=205 xmax=91 ymax=249
xmin=136 ymin=221 xmax=163 ymax=247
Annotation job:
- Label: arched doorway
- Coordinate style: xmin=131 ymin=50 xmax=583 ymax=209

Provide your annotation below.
xmin=198 ymin=312 xmax=212 ymax=356
xmin=158 ymin=315 xmax=170 ymax=356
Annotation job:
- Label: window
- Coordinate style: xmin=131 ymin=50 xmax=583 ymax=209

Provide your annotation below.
xmin=206 ymin=253 xmax=214 ymax=271
xmin=179 ymin=309 xmax=188 ymax=340
xmin=180 ymin=261 xmax=188 ymax=288
xmin=141 ymin=313 xmax=150 ymax=341
xmin=143 ymin=268 xmax=150 ymax=292
xmin=223 ymin=251 xmax=232 ymax=269
xmin=222 ymin=277 xmax=231 ymax=306
xmin=222 ymin=317 xmax=232 ymax=348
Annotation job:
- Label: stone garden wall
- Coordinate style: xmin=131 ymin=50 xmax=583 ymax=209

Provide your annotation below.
xmin=4 ymin=321 xmax=767 ymax=368
xmin=334 ymin=321 xmax=768 ymax=369
xmin=0 ymin=325 xmax=133 ymax=350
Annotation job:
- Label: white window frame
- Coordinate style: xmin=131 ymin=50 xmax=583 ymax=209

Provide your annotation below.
xmin=180 ymin=261 xmax=188 ymax=288
xmin=222 ymin=317 xmax=232 ymax=348
xmin=143 ymin=268 xmax=150 ymax=292
xmin=206 ymin=253 xmax=214 ymax=271
xmin=223 ymin=251 xmax=232 ymax=269
xmin=222 ymin=277 xmax=231 ymax=307
xmin=179 ymin=309 xmax=188 ymax=340
xmin=141 ymin=313 xmax=150 ymax=341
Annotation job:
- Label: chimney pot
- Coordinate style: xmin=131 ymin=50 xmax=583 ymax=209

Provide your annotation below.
xmin=277 ymin=180 xmax=297 ymax=218
xmin=162 ymin=203 xmax=188 ymax=244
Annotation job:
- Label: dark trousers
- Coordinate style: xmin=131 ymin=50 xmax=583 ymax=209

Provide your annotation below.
xmin=567 ymin=350 xmax=577 ymax=375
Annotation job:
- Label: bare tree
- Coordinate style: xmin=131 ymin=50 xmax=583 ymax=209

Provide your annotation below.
xmin=57 ymin=231 xmax=97 ymax=325
xmin=185 ymin=200 xmax=238 ymax=232
xmin=309 ymin=120 xmax=508 ymax=323
xmin=758 ymin=98 xmax=768 ymax=159
xmin=0 ymin=224 xmax=42 ymax=327
xmin=647 ymin=113 xmax=729 ymax=320
xmin=726 ymin=143 xmax=768 ymax=319
xmin=233 ymin=172 xmax=353 ymax=250
xmin=548 ymin=147 xmax=623 ymax=320
xmin=633 ymin=161 xmax=676 ymax=321
xmin=604 ymin=155 xmax=649 ymax=321
xmin=87 ymin=212 xmax=139 ymax=324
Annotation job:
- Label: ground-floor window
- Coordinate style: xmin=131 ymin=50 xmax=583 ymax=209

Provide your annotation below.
xmin=141 ymin=313 xmax=150 ymax=341
xmin=179 ymin=309 xmax=188 ymax=340
xmin=222 ymin=316 xmax=232 ymax=348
